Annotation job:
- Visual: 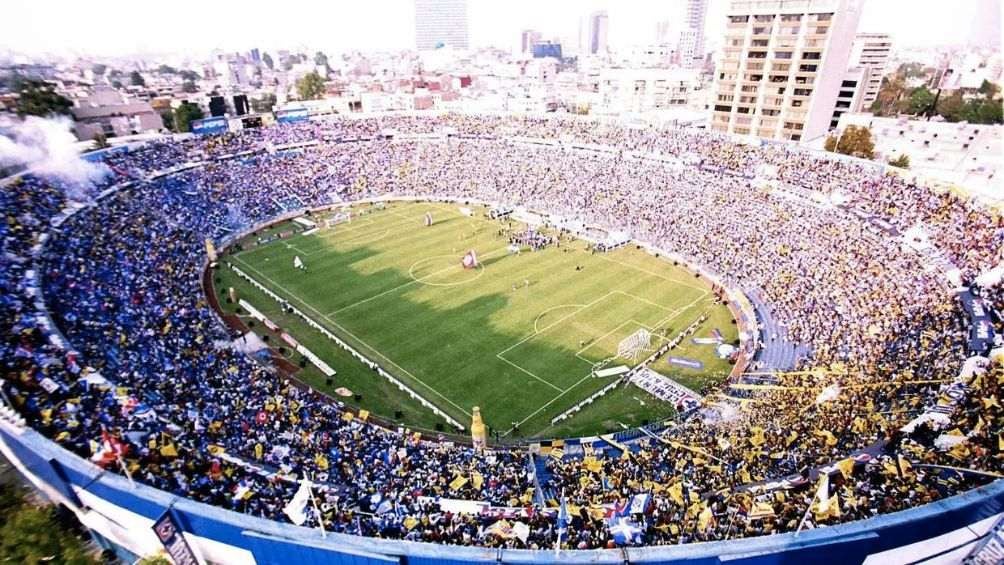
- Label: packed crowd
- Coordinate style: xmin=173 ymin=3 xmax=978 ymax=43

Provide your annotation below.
xmin=1 ymin=114 xmax=1001 ymax=550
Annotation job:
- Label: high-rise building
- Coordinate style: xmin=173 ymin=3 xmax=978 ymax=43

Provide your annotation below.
xmin=521 ymin=29 xmax=542 ymax=54
xmin=587 ymin=11 xmax=609 ymax=55
xmin=848 ymin=32 xmax=892 ymax=112
xmin=414 ymin=0 xmax=470 ymax=51
xmin=655 ymin=20 xmax=672 ymax=44
xmin=710 ymin=0 xmax=864 ymax=143
xmin=829 ymin=66 xmax=871 ymax=129
xmin=681 ymin=0 xmax=709 ymax=67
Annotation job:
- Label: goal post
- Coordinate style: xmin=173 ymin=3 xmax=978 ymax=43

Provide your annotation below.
xmin=617 ymin=328 xmax=652 ymax=361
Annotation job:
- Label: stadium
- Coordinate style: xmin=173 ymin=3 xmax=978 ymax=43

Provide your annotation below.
xmin=2 ymin=112 xmax=1003 ymax=564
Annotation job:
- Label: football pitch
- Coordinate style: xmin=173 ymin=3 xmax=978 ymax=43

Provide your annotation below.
xmin=216 ymin=201 xmax=735 ymax=438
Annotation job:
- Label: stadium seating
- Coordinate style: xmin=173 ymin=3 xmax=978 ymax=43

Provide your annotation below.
xmin=1 ymin=114 xmax=1001 ymax=551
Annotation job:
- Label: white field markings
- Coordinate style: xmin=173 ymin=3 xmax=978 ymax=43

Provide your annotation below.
xmin=574 ymin=318 xmax=647 ymax=364
xmin=500 ymin=372 xmax=596 ymax=438
xmin=594 ymin=253 xmax=711 ymax=295
xmin=230 ymin=255 xmax=474 ymax=420
xmin=499 ymin=281 xmax=713 ymax=436
xmin=496 ymin=355 xmax=565 ymax=392
xmin=328 ymin=245 xmax=509 ymax=315
xmin=532 ymin=303 xmax=586 ymax=334
xmin=234 ymin=213 xmax=390 ymax=261
xmin=496 ymin=291 xmax=651 ymax=405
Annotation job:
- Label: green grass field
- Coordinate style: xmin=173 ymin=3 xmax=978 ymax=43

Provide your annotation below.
xmin=215 ymin=201 xmax=736 ymax=438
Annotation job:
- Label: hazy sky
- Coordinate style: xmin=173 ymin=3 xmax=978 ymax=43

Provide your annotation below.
xmin=0 ymin=0 xmax=999 ymax=58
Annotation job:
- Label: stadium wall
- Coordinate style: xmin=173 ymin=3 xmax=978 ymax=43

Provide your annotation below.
xmin=1 ymin=417 xmax=1002 ymax=564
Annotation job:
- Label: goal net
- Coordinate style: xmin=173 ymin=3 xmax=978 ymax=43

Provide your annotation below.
xmin=325 ymin=211 xmax=352 ymax=228
xmin=617 ymin=328 xmax=652 ymax=361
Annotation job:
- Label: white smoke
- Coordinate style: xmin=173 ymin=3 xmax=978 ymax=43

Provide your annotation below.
xmin=0 ymin=115 xmax=110 ymax=194
xmin=699 ymin=402 xmax=741 ymax=426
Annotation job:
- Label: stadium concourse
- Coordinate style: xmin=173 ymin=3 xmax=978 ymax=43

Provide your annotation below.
xmin=2 ymin=114 xmax=1003 ymax=551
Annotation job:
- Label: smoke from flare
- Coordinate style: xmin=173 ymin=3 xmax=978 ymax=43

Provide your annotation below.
xmin=0 ymin=115 xmax=110 ymax=193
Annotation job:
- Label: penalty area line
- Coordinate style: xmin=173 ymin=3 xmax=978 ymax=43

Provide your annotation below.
xmin=230 ymin=256 xmax=474 ymax=420
xmin=501 ymin=372 xmax=595 ymax=438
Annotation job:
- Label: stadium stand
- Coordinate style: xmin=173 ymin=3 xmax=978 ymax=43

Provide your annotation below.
xmin=1 ymin=114 xmax=1002 ymax=558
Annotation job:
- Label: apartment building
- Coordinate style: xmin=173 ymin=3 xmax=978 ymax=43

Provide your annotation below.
xmin=849 ymin=32 xmax=892 ymax=111
xmin=711 ymin=0 xmax=864 ymax=143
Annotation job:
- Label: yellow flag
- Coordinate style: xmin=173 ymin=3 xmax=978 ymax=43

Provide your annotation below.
xmin=739 ymin=468 xmax=752 ymax=483
xmin=749 ymin=502 xmax=775 ymax=520
xmin=358 ymin=410 xmax=370 ymax=421
xmin=207 ymin=444 xmax=225 ymax=456
xmin=667 ymin=482 xmax=685 ymax=505
xmin=983 ymin=396 xmax=1001 ymax=410
xmin=472 ymin=472 xmax=484 ymax=490
xmin=449 ymin=475 xmax=468 ymax=491
xmin=815 ymin=430 xmax=838 ymax=447
xmin=835 ymin=458 xmax=855 ymax=480
xmin=315 ymin=453 xmax=329 ymax=471
xmin=160 ymin=443 xmax=178 ymax=458
xmin=698 ymin=505 xmax=715 ymax=531
xmin=897 ymin=455 xmax=913 ymax=478
xmin=403 ymin=516 xmax=419 ymax=530
xmin=342 ymin=412 xmax=355 ymax=422
xmin=948 ymin=442 xmax=971 ymax=461
xmin=749 ymin=427 xmax=766 ymax=447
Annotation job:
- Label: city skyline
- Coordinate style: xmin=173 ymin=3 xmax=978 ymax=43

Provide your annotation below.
xmin=0 ymin=0 xmax=999 ymax=58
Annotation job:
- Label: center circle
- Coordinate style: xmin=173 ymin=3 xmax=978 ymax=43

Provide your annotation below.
xmin=408 ymin=254 xmax=485 ymax=286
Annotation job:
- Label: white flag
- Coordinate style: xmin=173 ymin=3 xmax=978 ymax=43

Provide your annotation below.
xmin=512 ymin=521 xmax=530 ymax=543
xmin=284 ymin=479 xmax=313 ymax=526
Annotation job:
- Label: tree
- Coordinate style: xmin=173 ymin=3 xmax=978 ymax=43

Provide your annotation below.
xmin=899 ymin=62 xmax=928 ymax=79
xmin=262 ymin=52 xmax=274 ymax=70
xmin=872 ymin=73 xmax=908 ymax=116
xmin=160 ymin=110 xmax=176 ymax=132
xmin=906 ymin=85 xmax=935 ymax=115
xmin=314 ymin=51 xmax=330 ymax=70
xmin=91 ymin=63 xmax=107 ymax=76
xmin=826 ymin=126 xmax=875 ymax=159
xmin=296 ymin=71 xmax=325 ymax=100
xmin=959 ymin=98 xmax=1004 ymax=125
xmin=129 ymin=70 xmax=145 ymax=86
xmin=888 ymin=154 xmax=910 ymax=168
xmin=0 ymin=484 xmax=100 ymax=564
xmin=14 ymin=79 xmax=73 ymax=117
xmin=823 ymin=134 xmax=839 ymax=152
xmin=91 ymin=132 xmax=110 ymax=149
xmin=936 ymin=92 xmax=966 ymax=122
xmin=157 ymin=64 xmax=177 ymax=74
xmin=978 ymin=79 xmax=1000 ymax=99
xmin=182 ymin=80 xmax=198 ymax=93
xmin=179 ymin=69 xmax=201 ymax=81
xmin=173 ymin=102 xmax=204 ymax=133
